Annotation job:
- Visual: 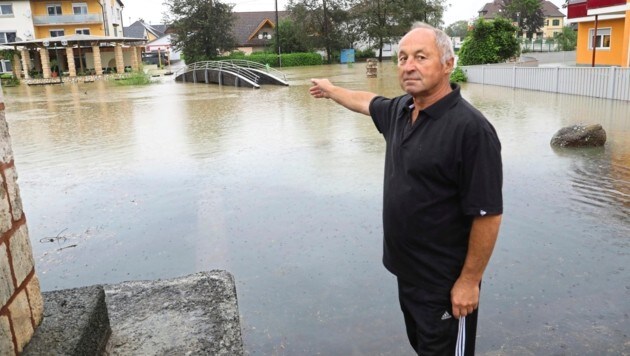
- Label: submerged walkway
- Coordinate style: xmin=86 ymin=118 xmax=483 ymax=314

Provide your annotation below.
xmin=174 ymin=60 xmax=289 ymax=89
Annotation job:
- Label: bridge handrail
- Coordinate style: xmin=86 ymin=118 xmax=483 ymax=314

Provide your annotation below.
xmin=218 ymin=59 xmax=287 ymax=82
xmin=174 ymin=61 xmax=261 ymax=84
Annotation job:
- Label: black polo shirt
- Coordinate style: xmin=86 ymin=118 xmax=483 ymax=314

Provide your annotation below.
xmin=369 ymin=84 xmax=502 ymax=293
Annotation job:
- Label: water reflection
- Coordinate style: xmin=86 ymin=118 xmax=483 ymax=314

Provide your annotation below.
xmin=2 ymin=64 xmax=629 ymax=355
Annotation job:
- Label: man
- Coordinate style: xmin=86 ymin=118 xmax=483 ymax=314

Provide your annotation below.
xmin=309 ymin=22 xmax=502 ymax=355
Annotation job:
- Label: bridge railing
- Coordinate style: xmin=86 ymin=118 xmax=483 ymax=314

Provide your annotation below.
xmin=175 ymin=61 xmax=261 ymax=84
xmin=218 ymin=59 xmax=287 ymax=82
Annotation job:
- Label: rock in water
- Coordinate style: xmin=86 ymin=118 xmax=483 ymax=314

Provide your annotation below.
xmin=550 ymin=124 xmax=607 ymax=148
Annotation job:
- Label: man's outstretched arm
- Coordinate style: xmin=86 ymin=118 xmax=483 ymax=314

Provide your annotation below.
xmin=309 ymin=78 xmax=377 ymax=116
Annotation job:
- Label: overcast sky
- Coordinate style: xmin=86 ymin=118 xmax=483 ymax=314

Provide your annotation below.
xmin=123 ymin=0 xmax=567 ymax=28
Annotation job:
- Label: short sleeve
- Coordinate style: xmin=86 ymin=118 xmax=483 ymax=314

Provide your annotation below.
xmin=369 ymin=96 xmax=394 ymax=135
xmin=459 ymin=120 xmax=503 ymax=217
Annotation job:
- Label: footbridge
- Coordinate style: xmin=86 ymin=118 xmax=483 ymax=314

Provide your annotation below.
xmin=174 ymin=60 xmax=289 ymax=89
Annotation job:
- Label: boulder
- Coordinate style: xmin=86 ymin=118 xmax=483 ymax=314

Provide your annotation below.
xmin=550 ymin=124 xmax=606 ymax=148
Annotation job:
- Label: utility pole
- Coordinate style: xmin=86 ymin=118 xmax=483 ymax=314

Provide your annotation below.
xmin=275 ymin=0 xmax=281 ymax=67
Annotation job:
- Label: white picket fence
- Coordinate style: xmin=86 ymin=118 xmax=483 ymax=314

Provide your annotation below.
xmin=461 ymin=66 xmax=630 ymax=102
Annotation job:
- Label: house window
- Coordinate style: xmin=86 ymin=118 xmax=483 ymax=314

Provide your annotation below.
xmin=545 ymin=19 xmax=549 ymax=26
xmin=47 ymin=4 xmax=62 ymax=16
xmin=0 ymin=4 xmax=13 ymax=16
xmin=552 ymin=19 xmax=560 ymax=26
xmin=50 ymin=29 xmax=65 ymax=37
xmin=589 ymin=28 xmax=611 ymax=50
xmin=0 ymin=31 xmax=16 ymax=43
xmin=75 ymin=28 xmax=90 ymax=35
xmin=72 ymin=3 xmax=88 ymax=15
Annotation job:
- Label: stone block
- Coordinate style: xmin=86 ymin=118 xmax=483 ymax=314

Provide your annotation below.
xmin=0 ymin=243 xmax=14 ymax=307
xmin=0 ymin=314 xmax=16 ymax=355
xmin=26 ymin=274 xmax=44 ymax=327
xmin=8 ymin=290 xmax=34 ymax=353
xmin=104 ymin=270 xmax=244 ymax=355
xmin=4 ymin=166 xmax=22 ymax=221
xmin=22 ymin=285 xmax=111 ymax=356
xmin=0 ymin=114 xmax=13 ymax=165
xmin=0 ymin=174 xmax=11 ymax=235
xmin=9 ymin=224 xmax=34 ymax=287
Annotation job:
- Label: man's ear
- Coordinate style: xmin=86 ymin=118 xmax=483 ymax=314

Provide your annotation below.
xmin=444 ymin=57 xmax=455 ymax=74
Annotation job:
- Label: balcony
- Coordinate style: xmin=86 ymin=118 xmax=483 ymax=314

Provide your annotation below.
xmin=587 ymin=0 xmax=627 ymax=9
xmin=33 ymin=14 xmax=103 ymax=26
xmin=567 ymin=0 xmax=629 ymax=18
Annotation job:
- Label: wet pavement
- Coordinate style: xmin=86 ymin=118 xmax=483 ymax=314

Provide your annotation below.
xmin=3 ymin=62 xmax=629 ymax=355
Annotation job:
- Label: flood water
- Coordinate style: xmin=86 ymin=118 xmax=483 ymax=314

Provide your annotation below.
xmin=3 ymin=63 xmax=629 ymax=355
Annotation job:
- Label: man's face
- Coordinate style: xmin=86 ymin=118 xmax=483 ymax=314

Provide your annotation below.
xmin=397 ymin=28 xmax=453 ymax=98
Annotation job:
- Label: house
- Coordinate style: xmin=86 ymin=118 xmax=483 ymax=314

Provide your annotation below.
xmin=123 ymin=20 xmax=166 ymax=41
xmin=478 ymin=0 xmax=566 ymax=38
xmin=0 ymin=0 xmax=36 ymax=72
xmin=233 ymin=11 xmax=288 ymax=54
xmin=29 ymin=0 xmax=125 ymax=38
xmin=4 ymin=0 xmax=148 ymax=81
xmin=566 ymin=0 xmax=630 ymax=67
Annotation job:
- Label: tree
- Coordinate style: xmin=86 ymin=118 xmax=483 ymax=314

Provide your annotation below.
xmin=555 ymin=26 xmax=577 ymax=51
xmin=163 ymin=0 xmax=237 ymax=63
xmin=351 ymin=0 xmax=447 ymax=62
xmin=287 ymin=0 xmax=352 ymax=63
xmin=458 ymin=18 xmax=519 ymax=65
xmin=500 ymin=0 xmax=544 ymax=39
xmin=445 ymin=20 xmax=470 ymax=38
xmin=268 ymin=18 xmax=312 ymax=53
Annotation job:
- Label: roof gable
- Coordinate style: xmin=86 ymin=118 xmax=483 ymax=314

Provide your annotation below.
xmin=233 ymin=11 xmax=289 ymax=46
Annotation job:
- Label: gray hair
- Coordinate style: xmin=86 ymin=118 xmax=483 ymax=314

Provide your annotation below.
xmin=408 ymin=22 xmax=455 ymax=64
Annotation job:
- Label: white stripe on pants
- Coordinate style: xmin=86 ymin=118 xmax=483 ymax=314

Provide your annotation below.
xmin=455 ymin=316 xmax=466 ymax=356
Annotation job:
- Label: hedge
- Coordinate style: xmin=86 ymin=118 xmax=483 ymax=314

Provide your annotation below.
xmin=224 ymin=52 xmax=323 ymax=67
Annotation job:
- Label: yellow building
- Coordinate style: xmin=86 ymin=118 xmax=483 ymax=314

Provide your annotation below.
xmin=478 ymin=0 xmax=565 ymax=38
xmin=30 ymin=0 xmax=124 ymax=39
xmin=567 ymin=0 xmax=630 ymax=67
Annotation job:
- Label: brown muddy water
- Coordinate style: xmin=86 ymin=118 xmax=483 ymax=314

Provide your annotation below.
xmin=3 ymin=63 xmax=629 ymax=355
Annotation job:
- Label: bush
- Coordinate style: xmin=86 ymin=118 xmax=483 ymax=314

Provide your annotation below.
xmin=0 ymin=73 xmax=19 ymax=87
xmin=450 ymin=67 xmax=467 ymax=83
xmin=114 ymin=71 xmax=152 ymax=86
xmin=355 ymin=48 xmax=375 ymax=60
xmin=458 ymin=18 xmax=519 ymax=65
xmin=224 ymin=52 xmax=323 ymax=67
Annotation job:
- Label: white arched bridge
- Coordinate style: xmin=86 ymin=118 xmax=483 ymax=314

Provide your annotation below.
xmin=174 ymin=60 xmax=289 ymax=89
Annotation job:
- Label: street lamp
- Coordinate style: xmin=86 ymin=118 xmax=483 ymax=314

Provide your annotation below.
xmin=275 ymin=0 xmax=281 ymax=67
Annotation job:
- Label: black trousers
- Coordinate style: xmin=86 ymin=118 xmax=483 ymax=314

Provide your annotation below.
xmin=397 ymin=278 xmax=478 ymax=355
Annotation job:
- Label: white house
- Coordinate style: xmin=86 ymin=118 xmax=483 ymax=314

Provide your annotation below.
xmin=146 ymin=34 xmax=181 ymax=61
xmin=0 ymin=0 xmax=35 ymax=72
xmin=0 ymin=0 xmax=36 ymax=43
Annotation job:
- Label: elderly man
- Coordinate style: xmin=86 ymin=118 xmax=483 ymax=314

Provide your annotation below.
xmin=309 ymin=22 xmax=503 ymax=355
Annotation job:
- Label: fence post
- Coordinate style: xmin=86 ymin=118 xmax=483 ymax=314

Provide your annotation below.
xmin=555 ymin=67 xmax=560 ymax=93
xmin=512 ymin=66 xmax=516 ymax=88
xmin=482 ymin=66 xmax=486 ymax=85
xmin=606 ymin=66 xmax=617 ymax=100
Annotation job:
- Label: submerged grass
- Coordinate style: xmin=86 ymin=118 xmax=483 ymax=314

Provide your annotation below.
xmin=115 ymin=71 xmax=153 ymax=86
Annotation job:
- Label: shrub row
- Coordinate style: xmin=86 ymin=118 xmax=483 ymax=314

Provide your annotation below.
xmin=224 ymin=52 xmax=323 ymax=67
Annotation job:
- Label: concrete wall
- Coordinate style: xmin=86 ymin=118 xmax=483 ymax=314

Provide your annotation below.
xmin=0 ymin=85 xmax=44 ymax=355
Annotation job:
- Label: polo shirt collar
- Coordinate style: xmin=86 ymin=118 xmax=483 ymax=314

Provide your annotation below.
xmin=402 ymin=83 xmax=462 ymax=120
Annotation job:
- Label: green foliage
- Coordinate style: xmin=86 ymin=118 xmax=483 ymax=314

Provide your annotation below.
xmin=268 ymin=18 xmax=312 ymax=53
xmin=0 ymin=73 xmax=19 ymax=87
xmin=449 ymin=67 xmax=467 ymax=83
xmin=349 ymin=0 xmax=447 ymax=61
xmin=164 ymin=0 xmax=237 ymax=63
xmin=114 ymin=71 xmax=153 ymax=86
xmin=458 ymin=18 xmax=519 ymax=65
xmin=355 ymin=48 xmax=375 ymax=59
xmin=500 ymin=0 xmax=544 ymax=39
xmin=445 ymin=20 xmax=470 ymax=38
xmin=223 ymin=51 xmax=322 ymax=67
xmin=555 ymin=26 xmax=577 ymax=51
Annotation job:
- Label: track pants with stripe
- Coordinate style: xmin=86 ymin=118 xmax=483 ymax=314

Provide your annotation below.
xmin=397 ymin=278 xmax=478 ymax=355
